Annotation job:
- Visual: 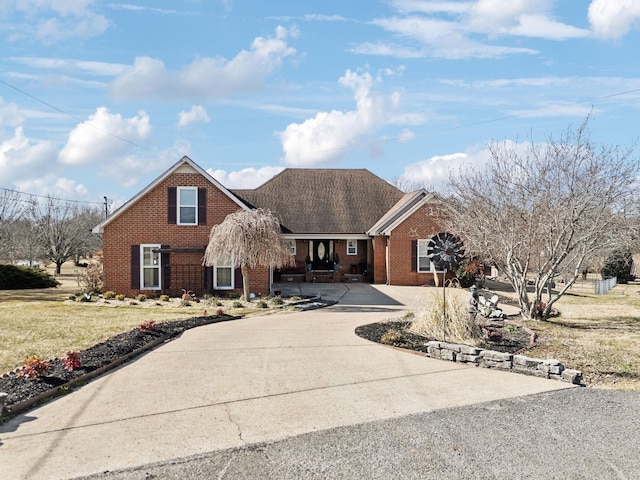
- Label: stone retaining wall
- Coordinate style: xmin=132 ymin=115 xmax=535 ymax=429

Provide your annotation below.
xmin=426 ymin=341 xmax=583 ymax=385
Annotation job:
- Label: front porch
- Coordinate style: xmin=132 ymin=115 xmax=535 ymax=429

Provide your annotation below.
xmin=276 ymin=237 xmax=372 ymax=284
xmin=276 ymin=270 xmax=365 ymax=284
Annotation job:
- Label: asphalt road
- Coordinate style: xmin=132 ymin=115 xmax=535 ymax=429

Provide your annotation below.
xmin=78 ymin=388 xmax=640 ymax=480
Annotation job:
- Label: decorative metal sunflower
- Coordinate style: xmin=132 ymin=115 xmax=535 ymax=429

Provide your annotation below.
xmin=426 ymin=232 xmax=465 ymax=270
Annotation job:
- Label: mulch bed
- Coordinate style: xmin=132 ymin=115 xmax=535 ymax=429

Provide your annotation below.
xmin=0 ymin=315 xmax=235 ymax=421
xmin=355 ymin=319 xmax=533 ymax=354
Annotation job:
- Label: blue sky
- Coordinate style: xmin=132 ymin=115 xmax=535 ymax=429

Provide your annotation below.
xmin=1 ymin=0 xmax=640 ymax=209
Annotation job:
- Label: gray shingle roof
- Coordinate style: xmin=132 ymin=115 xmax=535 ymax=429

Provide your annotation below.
xmin=232 ymin=169 xmax=404 ymax=234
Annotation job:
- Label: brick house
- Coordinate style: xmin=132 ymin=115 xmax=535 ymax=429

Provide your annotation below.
xmin=92 ymin=156 xmax=450 ymax=297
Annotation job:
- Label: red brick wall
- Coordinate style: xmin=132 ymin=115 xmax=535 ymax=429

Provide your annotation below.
xmin=372 ymin=235 xmax=388 ymax=284
xmin=102 ymin=172 xmax=269 ymax=297
xmin=385 ymin=202 xmax=450 ymax=286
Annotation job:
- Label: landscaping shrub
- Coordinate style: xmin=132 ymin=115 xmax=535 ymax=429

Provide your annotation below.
xmin=381 ymin=329 xmax=402 ymax=345
xmin=18 ymin=355 xmax=50 ymax=379
xmin=232 ymin=300 xmax=244 ymax=308
xmin=116 ymin=294 xmax=125 ymax=301
xmin=601 ymin=248 xmax=634 ymax=284
xmin=256 ymin=300 xmax=268 ymax=308
xmin=270 ymin=296 xmax=284 ymax=306
xmin=103 ymin=291 xmax=116 ymax=300
xmin=159 ymin=294 xmax=170 ymax=302
xmin=0 ymin=264 xmax=59 ymax=290
xmin=409 ymin=291 xmax=482 ymax=344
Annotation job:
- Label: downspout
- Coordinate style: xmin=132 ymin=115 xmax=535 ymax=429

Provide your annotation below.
xmin=385 ymin=236 xmax=390 ymax=285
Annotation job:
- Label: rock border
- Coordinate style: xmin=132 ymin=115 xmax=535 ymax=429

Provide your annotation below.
xmin=426 ymin=341 xmax=583 ymax=385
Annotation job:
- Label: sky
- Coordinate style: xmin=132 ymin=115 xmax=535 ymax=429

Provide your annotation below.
xmin=1 ymin=0 xmax=640 ymax=210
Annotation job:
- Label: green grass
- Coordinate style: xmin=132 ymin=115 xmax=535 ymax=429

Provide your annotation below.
xmin=0 ymin=283 xmax=282 ymax=373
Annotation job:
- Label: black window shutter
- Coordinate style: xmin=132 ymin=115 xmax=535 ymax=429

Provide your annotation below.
xmin=168 ymin=187 xmax=177 ymax=224
xmin=131 ymin=245 xmax=140 ymax=289
xmin=198 ymin=188 xmax=207 ymax=225
xmin=204 ymin=266 xmax=213 ymax=292
xmin=234 ymin=267 xmax=243 ymax=288
xmin=411 ymin=240 xmax=417 ymax=272
xmin=161 ymin=245 xmax=171 ymax=290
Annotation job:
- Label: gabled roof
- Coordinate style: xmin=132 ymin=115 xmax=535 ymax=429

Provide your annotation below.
xmin=232 ymin=169 xmax=404 ymax=234
xmin=367 ymin=188 xmax=441 ymax=236
xmin=92 ymin=156 xmax=247 ymax=233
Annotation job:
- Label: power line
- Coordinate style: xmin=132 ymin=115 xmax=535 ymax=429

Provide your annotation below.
xmin=0 ymin=78 xmax=172 ymax=160
xmin=0 ymin=186 xmax=105 ymax=206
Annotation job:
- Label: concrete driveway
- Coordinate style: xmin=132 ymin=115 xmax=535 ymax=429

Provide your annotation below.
xmin=0 ymin=284 xmax=572 ymax=480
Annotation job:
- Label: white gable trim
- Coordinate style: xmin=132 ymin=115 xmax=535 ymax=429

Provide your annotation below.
xmin=369 ymin=191 xmax=440 ymax=236
xmin=92 ymin=156 xmax=248 ymax=233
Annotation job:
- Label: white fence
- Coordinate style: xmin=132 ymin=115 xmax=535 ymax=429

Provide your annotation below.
xmin=594 ymin=277 xmax=617 ymax=295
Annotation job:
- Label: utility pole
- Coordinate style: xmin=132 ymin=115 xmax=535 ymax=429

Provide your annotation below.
xmin=103 ymin=196 xmax=108 ymax=218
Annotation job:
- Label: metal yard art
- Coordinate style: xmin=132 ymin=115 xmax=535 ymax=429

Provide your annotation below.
xmin=426 ymin=232 xmax=465 ymax=341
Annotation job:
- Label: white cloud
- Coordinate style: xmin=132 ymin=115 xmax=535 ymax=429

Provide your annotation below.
xmin=110 ymin=27 xmax=296 ymax=101
xmin=8 ymin=57 xmax=128 ymax=76
xmin=0 ymin=98 xmax=25 ymax=127
xmin=15 ymin=174 xmax=90 ymax=199
xmin=589 ymin=0 xmax=640 ymax=39
xmin=207 ymin=166 xmax=284 ymax=189
xmin=10 ymin=0 xmax=109 ymax=43
xmin=177 ymin=106 xmax=211 ymax=128
xmin=358 ymin=0 xmax=589 ymax=60
xmin=399 ymin=140 xmax=539 ymax=192
xmin=0 ymin=127 xmax=57 ymax=186
xmin=58 ymin=107 xmax=151 ymax=166
xmin=278 ymin=69 xmax=421 ymax=166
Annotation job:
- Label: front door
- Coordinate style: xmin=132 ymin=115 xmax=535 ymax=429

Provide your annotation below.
xmin=311 ymin=240 xmax=333 ymax=270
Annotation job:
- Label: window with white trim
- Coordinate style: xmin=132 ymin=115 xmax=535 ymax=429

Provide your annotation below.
xmin=178 ymin=187 xmax=197 ymax=225
xmin=214 ymin=254 xmax=234 ymax=289
xmin=417 ymin=239 xmax=432 ymax=273
xmin=347 ymin=240 xmax=357 ymax=255
xmin=289 ymin=240 xmax=296 ymax=256
xmin=141 ymin=244 xmax=161 ymax=289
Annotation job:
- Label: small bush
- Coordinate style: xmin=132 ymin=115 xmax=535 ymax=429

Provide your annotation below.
xmin=139 ymin=320 xmax=156 ymax=331
xmin=232 ymin=300 xmax=244 ymax=308
xmin=0 ymin=264 xmax=59 ymax=290
xmin=116 ymin=294 xmax=126 ymax=301
xmin=159 ymin=294 xmax=170 ymax=302
xmin=256 ymin=300 xmax=268 ymax=308
xmin=62 ymin=350 xmax=81 ymax=372
xmin=381 ymin=329 xmax=402 ymax=345
xmin=68 ymin=294 xmax=77 ymax=300
xmin=136 ymin=294 xmax=147 ymax=302
xmin=103 ymin=291 xmax=116 ymax=300
xmin=270 ymin=296 xmax=284 ymax=305
xmin=18 ymin=355 xmax=50 ymax=379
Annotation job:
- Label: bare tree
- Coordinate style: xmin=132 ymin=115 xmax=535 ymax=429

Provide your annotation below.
xmin=448 ymin=118 xmax=640 ymax=319
xmin=37 ymin=197 xmax=103 ymax=274
xmin=203 ymin=208 xmax=293 ymax=301
xmin=0 ymin=188 xmax=31 ymax=261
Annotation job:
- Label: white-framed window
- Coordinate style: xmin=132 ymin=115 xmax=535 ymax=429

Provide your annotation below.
xmin=214 ymin=254 xmax=234 ymax=290
xmin=141 ymin=244 xmax=161 ymax=290
xmin=289 ymin=240 xmax=296 ymax=256
xmin=177 ymin=187 xmax=197 ymax=225
xmin=347 ymin=240 xmax=357 ymax=255
xmin=417 ymin=239 xmax=445 ymax=273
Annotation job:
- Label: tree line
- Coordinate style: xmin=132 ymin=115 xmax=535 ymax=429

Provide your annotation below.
xmin=0 ymin=190 xmax=103 ymax=274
